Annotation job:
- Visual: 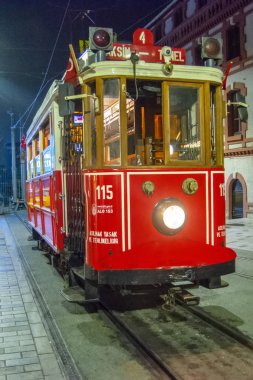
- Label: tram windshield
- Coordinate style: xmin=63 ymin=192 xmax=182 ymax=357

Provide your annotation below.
xmin=101 ymin=78 xmax=202 ymax=166
xmin=168 ymin=85 xmax=200 ymax=161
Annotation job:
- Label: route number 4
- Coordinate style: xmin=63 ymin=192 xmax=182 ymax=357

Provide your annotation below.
xmin=96 ymin=185 xmax=113 ymax=200
xmin=139 ymin=31 xmax=146 ymax=44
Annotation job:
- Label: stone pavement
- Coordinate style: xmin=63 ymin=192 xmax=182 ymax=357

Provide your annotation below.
xmin=226 ymin=218 xmax=253 ymax=252
xmin=0 ymin=216 xmax=66 ymax=380
xmin=0 ymin=209 xmax=252 ymax=380
xmin=191 ymin=218 xmax=253 ymax=341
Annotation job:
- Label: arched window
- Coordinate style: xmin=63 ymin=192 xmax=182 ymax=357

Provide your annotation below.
xmin=232 ymin=179 xmax=243 ymax=219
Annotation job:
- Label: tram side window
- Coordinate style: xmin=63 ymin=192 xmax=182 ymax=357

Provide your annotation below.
xmin=34 ymin=134 xmax=41 ymax=176
xmin=42 ymin=122 xmax=52 ymax=173
xmin=43 ymin=125 xmax=50 ymax=148
xmin=169 ymin=86 xmax=200 ymax=161
xmin=126 ymin=79 xmax=162 ymax=166
xmin=85 ymin=82 xmax=96 ymax=166
xmin=27 ymin=143 xmax=33 ymax=179
xmin=103 ymin=78 xmax=121 ymax=166
xmin=210 ymin=86 xmax=216 ymax=165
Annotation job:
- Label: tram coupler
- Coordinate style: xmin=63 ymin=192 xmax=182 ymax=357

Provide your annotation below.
xmin=174 ymin=289 xmax=200 ymax=306
xmin=161 ymin=287 xmax=200 ymax=309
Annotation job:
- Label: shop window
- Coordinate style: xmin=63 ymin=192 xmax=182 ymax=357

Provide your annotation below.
xmin=227 ymin=91 xmax=240 ymax=136
xmin=174 ymin=7 xmax=183 ymax=27
xmin=154 ymin=23 xmax=162 ymax=42
xmin=198 ymin=0 xmax=207 ymax=9
xmin=226 ymin=24 xmax=240 ymax=61
xmin=227 ymin=83 xmax=248 ymax=137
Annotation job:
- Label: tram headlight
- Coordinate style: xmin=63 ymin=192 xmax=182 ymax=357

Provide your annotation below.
xmin=152 ymin=198 xmax=186 ymax=235
xmin=163 ymin=205 xmax=185 ymax=229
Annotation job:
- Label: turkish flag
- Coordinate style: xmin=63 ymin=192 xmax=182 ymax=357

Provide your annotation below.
xmin=20 ymin=135 xmax=26 ymax=150
xmin=222 ymin=61 xmax=233 ymax=90
xmin=64 ymin=56 xmax=78 ymax=86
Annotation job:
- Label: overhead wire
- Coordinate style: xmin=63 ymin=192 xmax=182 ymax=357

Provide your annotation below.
xmin=21 ymin=0 xmax=71 ymax=129
xmin=14 ymin=71 xmax=65 ymax=128
xmin=17 ymin=1 xmax=169 ymax=129
xmin=118 ymin=1 xmax=170 ymax=37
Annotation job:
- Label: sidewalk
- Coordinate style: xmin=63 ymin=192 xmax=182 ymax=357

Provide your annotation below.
xmin=226 ymin=218 xmax=253 ymax=252
xmin=0 ymin=216 xmax=66 ymax=380
xmin=191 ymin=218 xmax=253 ymax=340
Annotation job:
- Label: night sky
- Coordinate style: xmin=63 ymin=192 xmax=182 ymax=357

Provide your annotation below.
xmin=0 ymin=0 xmax=168 ymax=161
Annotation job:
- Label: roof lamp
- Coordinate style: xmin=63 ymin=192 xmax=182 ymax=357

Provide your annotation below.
xmin=201 ymin=37 xmax=222 ymax=60
xmin=89 ymin=27 xmax=113 ymax=51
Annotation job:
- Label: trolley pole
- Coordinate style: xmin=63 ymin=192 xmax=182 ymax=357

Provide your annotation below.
xmin=8 ymin=111 xmax=17 ymax=204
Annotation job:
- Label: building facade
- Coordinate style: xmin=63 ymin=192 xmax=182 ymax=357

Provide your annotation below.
xmin=146 ymin=0 xmax=253 ymax=218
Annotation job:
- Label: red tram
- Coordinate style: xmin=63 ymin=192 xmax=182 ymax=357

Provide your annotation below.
xmin=26 ymin=27 xmax=236 ymax=302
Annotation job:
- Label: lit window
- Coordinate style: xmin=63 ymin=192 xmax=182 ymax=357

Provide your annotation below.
xmin=226 ymin=25 xmax=240 ymax=61
xmin=227 ymin=91 xmax=241 ymax=136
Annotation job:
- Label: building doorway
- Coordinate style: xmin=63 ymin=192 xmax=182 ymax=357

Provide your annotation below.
xmin=232 ymin=179 xmax=243 ymax=218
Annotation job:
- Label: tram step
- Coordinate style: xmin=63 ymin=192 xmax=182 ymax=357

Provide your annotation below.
xmin=70 ymin=266 xmax=85 ymax=288
xmin=60 ymin=286 xmax=98 ymax=304
xmin=60 ymin=286 xmax=85 ymax=303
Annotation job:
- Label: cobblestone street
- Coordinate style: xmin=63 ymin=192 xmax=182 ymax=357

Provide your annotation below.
xmin=0 ymin=217 xmax=65 ymax=380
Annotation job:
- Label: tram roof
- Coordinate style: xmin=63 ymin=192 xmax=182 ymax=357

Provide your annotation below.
xmin=26 ymin=80 xmax=60 ymax=141
xmin=80 ymin=60 xmax=223 ymax=84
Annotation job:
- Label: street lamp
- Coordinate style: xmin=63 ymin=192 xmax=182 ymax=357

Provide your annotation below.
xmin=7 ymin=110 xmax=17 ymax=204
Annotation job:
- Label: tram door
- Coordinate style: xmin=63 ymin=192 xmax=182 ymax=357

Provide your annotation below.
xmin=232 ymin=179 xmax=243 ymax=219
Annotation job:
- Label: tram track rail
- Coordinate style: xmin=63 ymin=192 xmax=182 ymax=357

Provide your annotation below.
xmin=14 ymin=211 xmax=253 ymax=379
xmin=99 ymin=301 xmax=181 ymax=380
xmin=177 ymin=301 xmax=253 ymax=351
xmin=98 ymin=298 xmax=253 ymax=380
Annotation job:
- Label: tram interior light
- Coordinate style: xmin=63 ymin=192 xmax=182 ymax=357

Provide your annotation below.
xmin=201 ymin=37 xmax=222 ymax=60
xmin=89 ymin=27 xmax=114 ymax=52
